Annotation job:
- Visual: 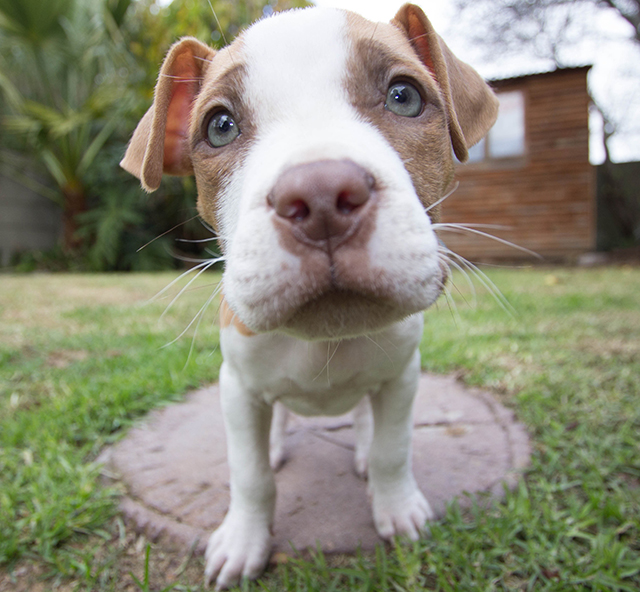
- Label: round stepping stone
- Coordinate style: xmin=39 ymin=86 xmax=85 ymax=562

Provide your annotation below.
xmin=99 ymin=373 xmax=530 ymax=556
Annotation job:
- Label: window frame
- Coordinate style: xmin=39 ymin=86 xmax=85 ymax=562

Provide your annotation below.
xmin=460 ymin=87 xmax=528 ymax=168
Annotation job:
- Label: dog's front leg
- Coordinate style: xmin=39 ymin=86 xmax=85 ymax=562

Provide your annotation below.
xmin=205 ymin=362 xmax=275 ymax=589
xmin=368 ymin=351 xmax=434 ymax=540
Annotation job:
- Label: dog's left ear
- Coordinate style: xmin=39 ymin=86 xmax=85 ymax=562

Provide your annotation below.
xmin=120 ymin=37 xmax=216 ymax=191
xmin=392 ymin=4 xmax=498 ymax=162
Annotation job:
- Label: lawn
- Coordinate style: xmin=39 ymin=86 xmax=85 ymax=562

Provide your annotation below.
xmin=0 ymin=267 xmax=638 ymax=591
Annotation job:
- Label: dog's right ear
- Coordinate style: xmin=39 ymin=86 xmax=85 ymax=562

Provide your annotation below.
xmin=392 ymin=4 xmax=498 ymax=163
xmin=120 ymin=38 xmax=216 ymax=192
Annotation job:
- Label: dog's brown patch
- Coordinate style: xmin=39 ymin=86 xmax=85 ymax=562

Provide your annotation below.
xmin=220 ymin=296 xmax=256 ymax=337
xmin=344 ymin=14 xmax=455 ymax=223
xmin=189 ymin=42 xmax=258 ymax=237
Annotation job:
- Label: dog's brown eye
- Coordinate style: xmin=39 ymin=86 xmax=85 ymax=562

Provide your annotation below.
xmin=385 ymin=82 xmax=423 ymax=117
xmin=207 ymin=111 xmax=240 ymax=147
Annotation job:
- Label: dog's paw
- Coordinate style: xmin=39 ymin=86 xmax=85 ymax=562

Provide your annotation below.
xmin=269 ymin=403 xmax=288 ymax=471
xmin=204 ymin=513 xmax=273 ymax=590
xmin=352 ymin=396 xmax=372 ymax=480
xmin=353 ymin=450 xmax=368 ymax=479
xmin=269 ymin=440 xmax=286 ymax=471
xmin=372 ymin=488 xmax=434 ymax=541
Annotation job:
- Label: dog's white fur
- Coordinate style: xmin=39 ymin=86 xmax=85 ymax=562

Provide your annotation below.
xmin=121 ymin=4 xmax=498 ymax=589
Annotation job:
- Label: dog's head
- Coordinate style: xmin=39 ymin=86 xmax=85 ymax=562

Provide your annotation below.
xmin=122 ymin=4 xmax=498 ymax=340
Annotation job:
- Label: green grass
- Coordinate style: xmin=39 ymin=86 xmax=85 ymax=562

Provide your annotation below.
xmin=0 ymin=268 xmax=639 ymax=591
xmin=0 ymin=274 xmax=222 ymax=569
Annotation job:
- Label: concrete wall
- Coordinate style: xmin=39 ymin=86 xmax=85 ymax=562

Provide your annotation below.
xmin=0 ymin=175 xmax=62 ymax=267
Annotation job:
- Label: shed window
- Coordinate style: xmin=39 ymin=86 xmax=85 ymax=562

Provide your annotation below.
xmin=464 ymin=90 xmax=526 ymax=162
xmin=489 ymin=91 xmax=525 ymax=157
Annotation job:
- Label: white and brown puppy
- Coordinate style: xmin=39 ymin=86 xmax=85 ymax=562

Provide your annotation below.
xmin=122 ymin=3 xmax=497 ymax=589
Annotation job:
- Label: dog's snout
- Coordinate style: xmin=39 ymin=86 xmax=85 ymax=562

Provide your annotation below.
xmin=268 ymin=160 xmax=374 ymax=245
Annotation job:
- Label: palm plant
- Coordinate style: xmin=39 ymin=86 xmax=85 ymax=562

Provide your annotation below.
xmin=0 ymin=0 xmax=311 ymax=266
xmin=0 ymin=0 xmax=138 ymax=251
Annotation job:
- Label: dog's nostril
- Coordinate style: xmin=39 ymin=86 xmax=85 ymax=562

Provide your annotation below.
xmin=336 ymin=191 xmax=361 ymax=214
xmin=269 ymin=191 xmax=311 ymax=220
xmin=284 ymin=199 xmax=310 ymax=221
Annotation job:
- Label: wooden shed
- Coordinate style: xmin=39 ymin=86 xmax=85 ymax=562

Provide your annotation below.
xmin=442 ymin=66 xmax=595 ymax=262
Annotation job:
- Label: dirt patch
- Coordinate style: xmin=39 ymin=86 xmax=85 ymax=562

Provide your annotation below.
xmin=577 ymin=337 xmax=640 ymax=363
xmin=46 ymin=349 xmax=90 ymax=368
xmin=0 ymin=520 xmax=205 ymax=592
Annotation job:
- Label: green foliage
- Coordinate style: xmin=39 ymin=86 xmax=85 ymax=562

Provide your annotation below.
xmin=77 ymin=145 xmax=178 ymax=271
xmin=0 ymin=0 xmax=310 ymax=268
xmin=0 ymin=0 xmax=140 ymax=253
xmin=0 ymin=0 xmax=74 ymax=41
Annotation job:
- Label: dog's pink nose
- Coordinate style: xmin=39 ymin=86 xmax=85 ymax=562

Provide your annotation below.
xmin=268 ymin=160 xmax=374 ymax=246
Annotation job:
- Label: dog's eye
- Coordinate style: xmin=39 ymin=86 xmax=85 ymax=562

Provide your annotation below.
xmin=385 ymin=82 xmax=423 ymax=118
xmin=207 ymin=111 xmax=240 ymax=147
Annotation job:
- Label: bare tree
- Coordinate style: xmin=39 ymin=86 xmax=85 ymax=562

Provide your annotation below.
xmin=453 ymin=0 xmax=640 ymax=50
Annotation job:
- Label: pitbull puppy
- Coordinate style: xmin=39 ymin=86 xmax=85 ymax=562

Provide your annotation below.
xmin=121 ymin=3 xmax=498 ymax=588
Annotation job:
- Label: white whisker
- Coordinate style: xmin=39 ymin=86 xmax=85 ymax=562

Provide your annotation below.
xmin=426 ymin=181 xmax=459 ymax=213
xmin=199 ymin=218 xmax=222 ymax=239
xmin=433 ymin=222 xmax=509 ymax=231
xmin=439 ymin=251 xmax=477 ymax=307
xmin=364 ymin=335 xmax=395 ymax=366
xmin=313 ymin=341 xmax=342 ymax=384
xmin=176 ymin=237 xmax=220 ymax=244
xmin=206 ymin=0 xmax=230 ymax=47
xmin=182 ymin=282 xmax=224 ymax=368
xmin=148 ymin=260 xmax=215 ymax=305
xmin=159 ymin=75 xmax=202 ymax=82
xmin=137 ymin=215 xmax=201 ymax=253
xmin=434 ymin=224 xmax=542 ymax=259
xmin=442 ymin=282 xmax=462 ymax=326
xmin=159 ymin=259 xmax=219 ymax=321
xmin=442 ymin=248 xmax=516 ymax=317
xmin=171 ymin=253 xmax=225 ymax=265
xmin=194 ymin=55 xmax=215 ymax=65
xmin=161 ymin=281 xmax=223 ymax=353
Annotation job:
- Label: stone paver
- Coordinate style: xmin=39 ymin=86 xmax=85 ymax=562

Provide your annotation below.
xmin=99 ymin=373 xmax=530 ymax=556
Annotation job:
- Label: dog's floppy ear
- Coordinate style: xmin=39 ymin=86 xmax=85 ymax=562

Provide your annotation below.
xmin=120 ymin=37 xmax=215 ymax=192
xmin=392 ymin=4 xmax=498 ymax=162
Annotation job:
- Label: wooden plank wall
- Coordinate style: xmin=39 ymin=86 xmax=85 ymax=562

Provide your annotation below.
xmin=441 ymin=68 xmax=595 ymax=262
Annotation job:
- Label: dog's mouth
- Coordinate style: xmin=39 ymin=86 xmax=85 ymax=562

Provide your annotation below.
xmin=270 ymin=254 xmax=445 ymax=339
xmin=278 ymin=287 xmax=404 ymax=340
xmin=224 ymin=242 xmax=447 ymax=339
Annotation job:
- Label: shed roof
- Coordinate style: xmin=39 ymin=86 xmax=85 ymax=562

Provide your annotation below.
xmin=489 ymin=65 xmax=592 ymax=84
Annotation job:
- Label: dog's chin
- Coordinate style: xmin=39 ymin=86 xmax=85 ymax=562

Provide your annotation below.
xmin=270 ymin=289 xmax=432 ymax=341
xmin=225 ymin=258 xmax=447 ymax=340
xmin=275 ymin=290 xmax=397 ymax=340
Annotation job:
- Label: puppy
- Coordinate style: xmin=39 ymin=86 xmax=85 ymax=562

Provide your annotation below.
xmin=121 ymin=4 xmax=498 ymax=588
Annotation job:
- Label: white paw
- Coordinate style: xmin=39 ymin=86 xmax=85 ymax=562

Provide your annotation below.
xmin=269 ymin=440 xmax=286 ymax=471
xmin=352 ymin=396 xmax=372 ymax=480
xmin=269 ymin=403 xmax=288 ymax=471
xmin=204 ymin=512 xmax=273 ymax=589
xmin=353 ymin=450 xmax=368 ymax=479
xmin=372 ymin=488 xmax=434 ymax=541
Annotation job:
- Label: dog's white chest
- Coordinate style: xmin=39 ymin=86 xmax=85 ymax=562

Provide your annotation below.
xmin=220 ymin=313 xmax=423 ymax=416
